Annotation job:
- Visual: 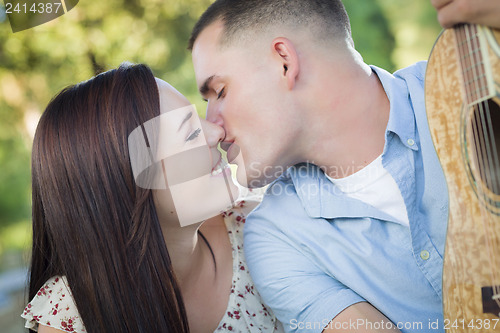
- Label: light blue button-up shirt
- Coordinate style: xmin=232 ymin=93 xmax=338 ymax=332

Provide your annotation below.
xmin=244 ymin=62 xmax=448 ymax=333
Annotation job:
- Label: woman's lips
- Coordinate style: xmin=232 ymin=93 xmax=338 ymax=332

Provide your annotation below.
xmin=211 ymin=157 xmax=230 ymax=177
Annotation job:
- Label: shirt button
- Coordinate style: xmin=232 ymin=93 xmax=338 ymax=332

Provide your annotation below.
xmin=420 ymin=250 xmax=430 ymax=260
xmin=407 ymin=138 xmax=415 ymax=146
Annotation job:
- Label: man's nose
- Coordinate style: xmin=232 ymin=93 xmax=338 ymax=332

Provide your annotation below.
xmin=206 ymin=102 xmax=224 ymax=127
xmin=201 ymin=118 xmax=226 ymax=148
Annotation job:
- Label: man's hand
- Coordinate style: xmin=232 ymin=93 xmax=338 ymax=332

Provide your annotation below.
xmin=431 ymin=0 xmax=500 ymax=29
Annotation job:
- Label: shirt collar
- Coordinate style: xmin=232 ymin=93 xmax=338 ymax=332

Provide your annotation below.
xmin=284 ymin=163 xmax=404 ymax=223
xmin=370 ymin=65 xmax=418 ymax=152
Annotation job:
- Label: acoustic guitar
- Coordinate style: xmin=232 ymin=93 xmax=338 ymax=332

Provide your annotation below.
xmin=425 ymin=24 xmax=500 ymax=331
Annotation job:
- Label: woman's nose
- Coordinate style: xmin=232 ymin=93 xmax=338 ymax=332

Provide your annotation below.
xmin=201 ymin=118 xmax=225 ymax=148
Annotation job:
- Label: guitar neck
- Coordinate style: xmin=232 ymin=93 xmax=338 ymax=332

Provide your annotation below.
xmin=454 ymin=24 xmax=495 ymax=106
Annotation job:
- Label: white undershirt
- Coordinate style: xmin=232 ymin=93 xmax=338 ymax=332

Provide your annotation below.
xmin=325 ymin=155 xmax=410 ymax=227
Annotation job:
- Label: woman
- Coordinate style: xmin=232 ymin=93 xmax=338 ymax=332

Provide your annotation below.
xmin=21 ymin=63 xmax=282 ymax=333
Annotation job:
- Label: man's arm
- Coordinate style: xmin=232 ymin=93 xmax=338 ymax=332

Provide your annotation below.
xmin=431 ymin=0 xmax=500 ymax=29
xmin=323 ymin=302 xmax=401 ymax=333
xmin=244 ymin=196 xmax=401 ymax=333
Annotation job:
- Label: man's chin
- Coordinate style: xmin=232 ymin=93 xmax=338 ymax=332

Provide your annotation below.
xmin=234 ymin=168 xmax=252 ymax=188
xmin=236 ymin=169 xmax=272 ymax=189
xmin=232 ymin=156 xmax=283 ymax=189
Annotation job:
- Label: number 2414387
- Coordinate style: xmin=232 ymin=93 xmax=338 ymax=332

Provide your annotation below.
xmin=443 ymin=318 xmax=499 ymax=330
xmin=5 ymin=2 xmax=63 ymax=14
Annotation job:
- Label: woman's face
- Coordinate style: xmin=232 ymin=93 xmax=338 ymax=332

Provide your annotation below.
xmin=129 ymin=78 xmax=239 ymax=227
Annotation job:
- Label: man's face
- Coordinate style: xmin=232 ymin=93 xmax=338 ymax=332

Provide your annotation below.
xmin=192 ymin=21 xmax=302 ymax=188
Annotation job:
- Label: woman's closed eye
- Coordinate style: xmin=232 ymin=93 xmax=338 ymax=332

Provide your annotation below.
xmin=186 ymin=128 xmax=201 ymax=141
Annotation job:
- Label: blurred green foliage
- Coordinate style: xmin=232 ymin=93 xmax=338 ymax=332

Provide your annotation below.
xmin=343 ymin=0 xmax=395 ymax=71
xmin=377 ymin=0 xmax=442 ymax=69
xmin=0 ymin=0 xmax=442 ymax=258
xmin=0 ymin=0 xmax=213 ymax=257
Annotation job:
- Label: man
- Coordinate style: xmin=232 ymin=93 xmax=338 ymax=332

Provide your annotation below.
xmin=189 ymin=1 xmax=447 ymax=332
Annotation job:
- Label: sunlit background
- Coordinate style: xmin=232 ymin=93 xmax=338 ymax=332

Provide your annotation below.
xmin=0 ymin=0 xmax=441 ymax=331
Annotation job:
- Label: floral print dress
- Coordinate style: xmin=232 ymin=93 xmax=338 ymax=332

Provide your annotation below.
xmin=21 ymin=201 xmax=284 ymax=333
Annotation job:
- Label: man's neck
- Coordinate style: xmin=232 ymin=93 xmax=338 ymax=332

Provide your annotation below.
xmin=301 ymin=63 xmax=390 ymax=178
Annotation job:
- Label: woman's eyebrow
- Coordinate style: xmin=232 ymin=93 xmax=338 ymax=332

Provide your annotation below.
xmin=178 ymin=111 xmax=193 ymax=132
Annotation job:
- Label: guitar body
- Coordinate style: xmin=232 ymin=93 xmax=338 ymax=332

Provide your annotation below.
xmin=426 ymin=26 xmax=500 ymax=331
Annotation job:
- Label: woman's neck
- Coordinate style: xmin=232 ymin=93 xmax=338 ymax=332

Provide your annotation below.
xmin=159 ymin=217 xmax=218 ymax=291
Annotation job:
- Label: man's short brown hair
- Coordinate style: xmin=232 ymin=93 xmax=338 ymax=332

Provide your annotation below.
xmin=188 ymin=0 xmax=352 ymax=50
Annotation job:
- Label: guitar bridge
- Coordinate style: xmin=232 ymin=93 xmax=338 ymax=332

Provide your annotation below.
xmin=482 ymin=286 xmax=500 ymax=317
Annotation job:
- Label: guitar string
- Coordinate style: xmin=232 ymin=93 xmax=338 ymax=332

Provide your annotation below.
xmin=456 ymin=26 xmax=492 ymax=316
xmin=472 ymin=25 xmax=500 ymax=306
xmin=473 ymin=27 xmax=500 ymax=290
xmin=482 ymin=103 xmax=500 ymax=308
xmin=474 ymin=28 xmax=500 ymax=306
xmin=466 ymin=26 xmax=499 ymax=206
xmin=466 ymin=24 xmax=500 ymax=307
xmin=456 ymin=25 xmax=493 ymax=310
xmin=471 ymin=24 xmax=500 ymax=199
xmin=460 ymin=26 xmax=492 ymax=279
xmin=460 ymin=25 xmax=489 ymax=305
xmin=462 ymin=24 xmax=500 ymax=307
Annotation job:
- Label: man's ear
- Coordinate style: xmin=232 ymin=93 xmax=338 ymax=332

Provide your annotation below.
xmin=272 ymin=37 xmax=299 ymax=90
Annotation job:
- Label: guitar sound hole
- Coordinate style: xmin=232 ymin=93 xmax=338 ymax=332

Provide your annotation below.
xmin=470 ymin=98 xmax=500 ymax=196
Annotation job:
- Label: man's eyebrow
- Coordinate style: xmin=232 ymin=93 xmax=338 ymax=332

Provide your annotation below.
xmin=178 ymin=111 xmax=193 ymax=132
xmin=199 ymin=75 xmax=215 ymax=96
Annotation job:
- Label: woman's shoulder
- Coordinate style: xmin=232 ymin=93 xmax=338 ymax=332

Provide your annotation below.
xmin=216 ymin=199 xmax=284 ymax=332
xmin=21 ymin=275 xmax=86 ymax=332
xmin=223 ymin=199 xmax=260 ymax=226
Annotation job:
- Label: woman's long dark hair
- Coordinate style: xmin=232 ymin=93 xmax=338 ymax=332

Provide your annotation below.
xmin=29 ymin=63 xmax=189 ymax=332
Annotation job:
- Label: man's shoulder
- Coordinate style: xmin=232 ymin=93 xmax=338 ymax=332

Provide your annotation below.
xmin=248 ymin=176 xmax=301 ymax=220
xmin=245 ymin=165 xmax=319 ymax=232
xmin=257 ymin=163 xmax=323 ymax=208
